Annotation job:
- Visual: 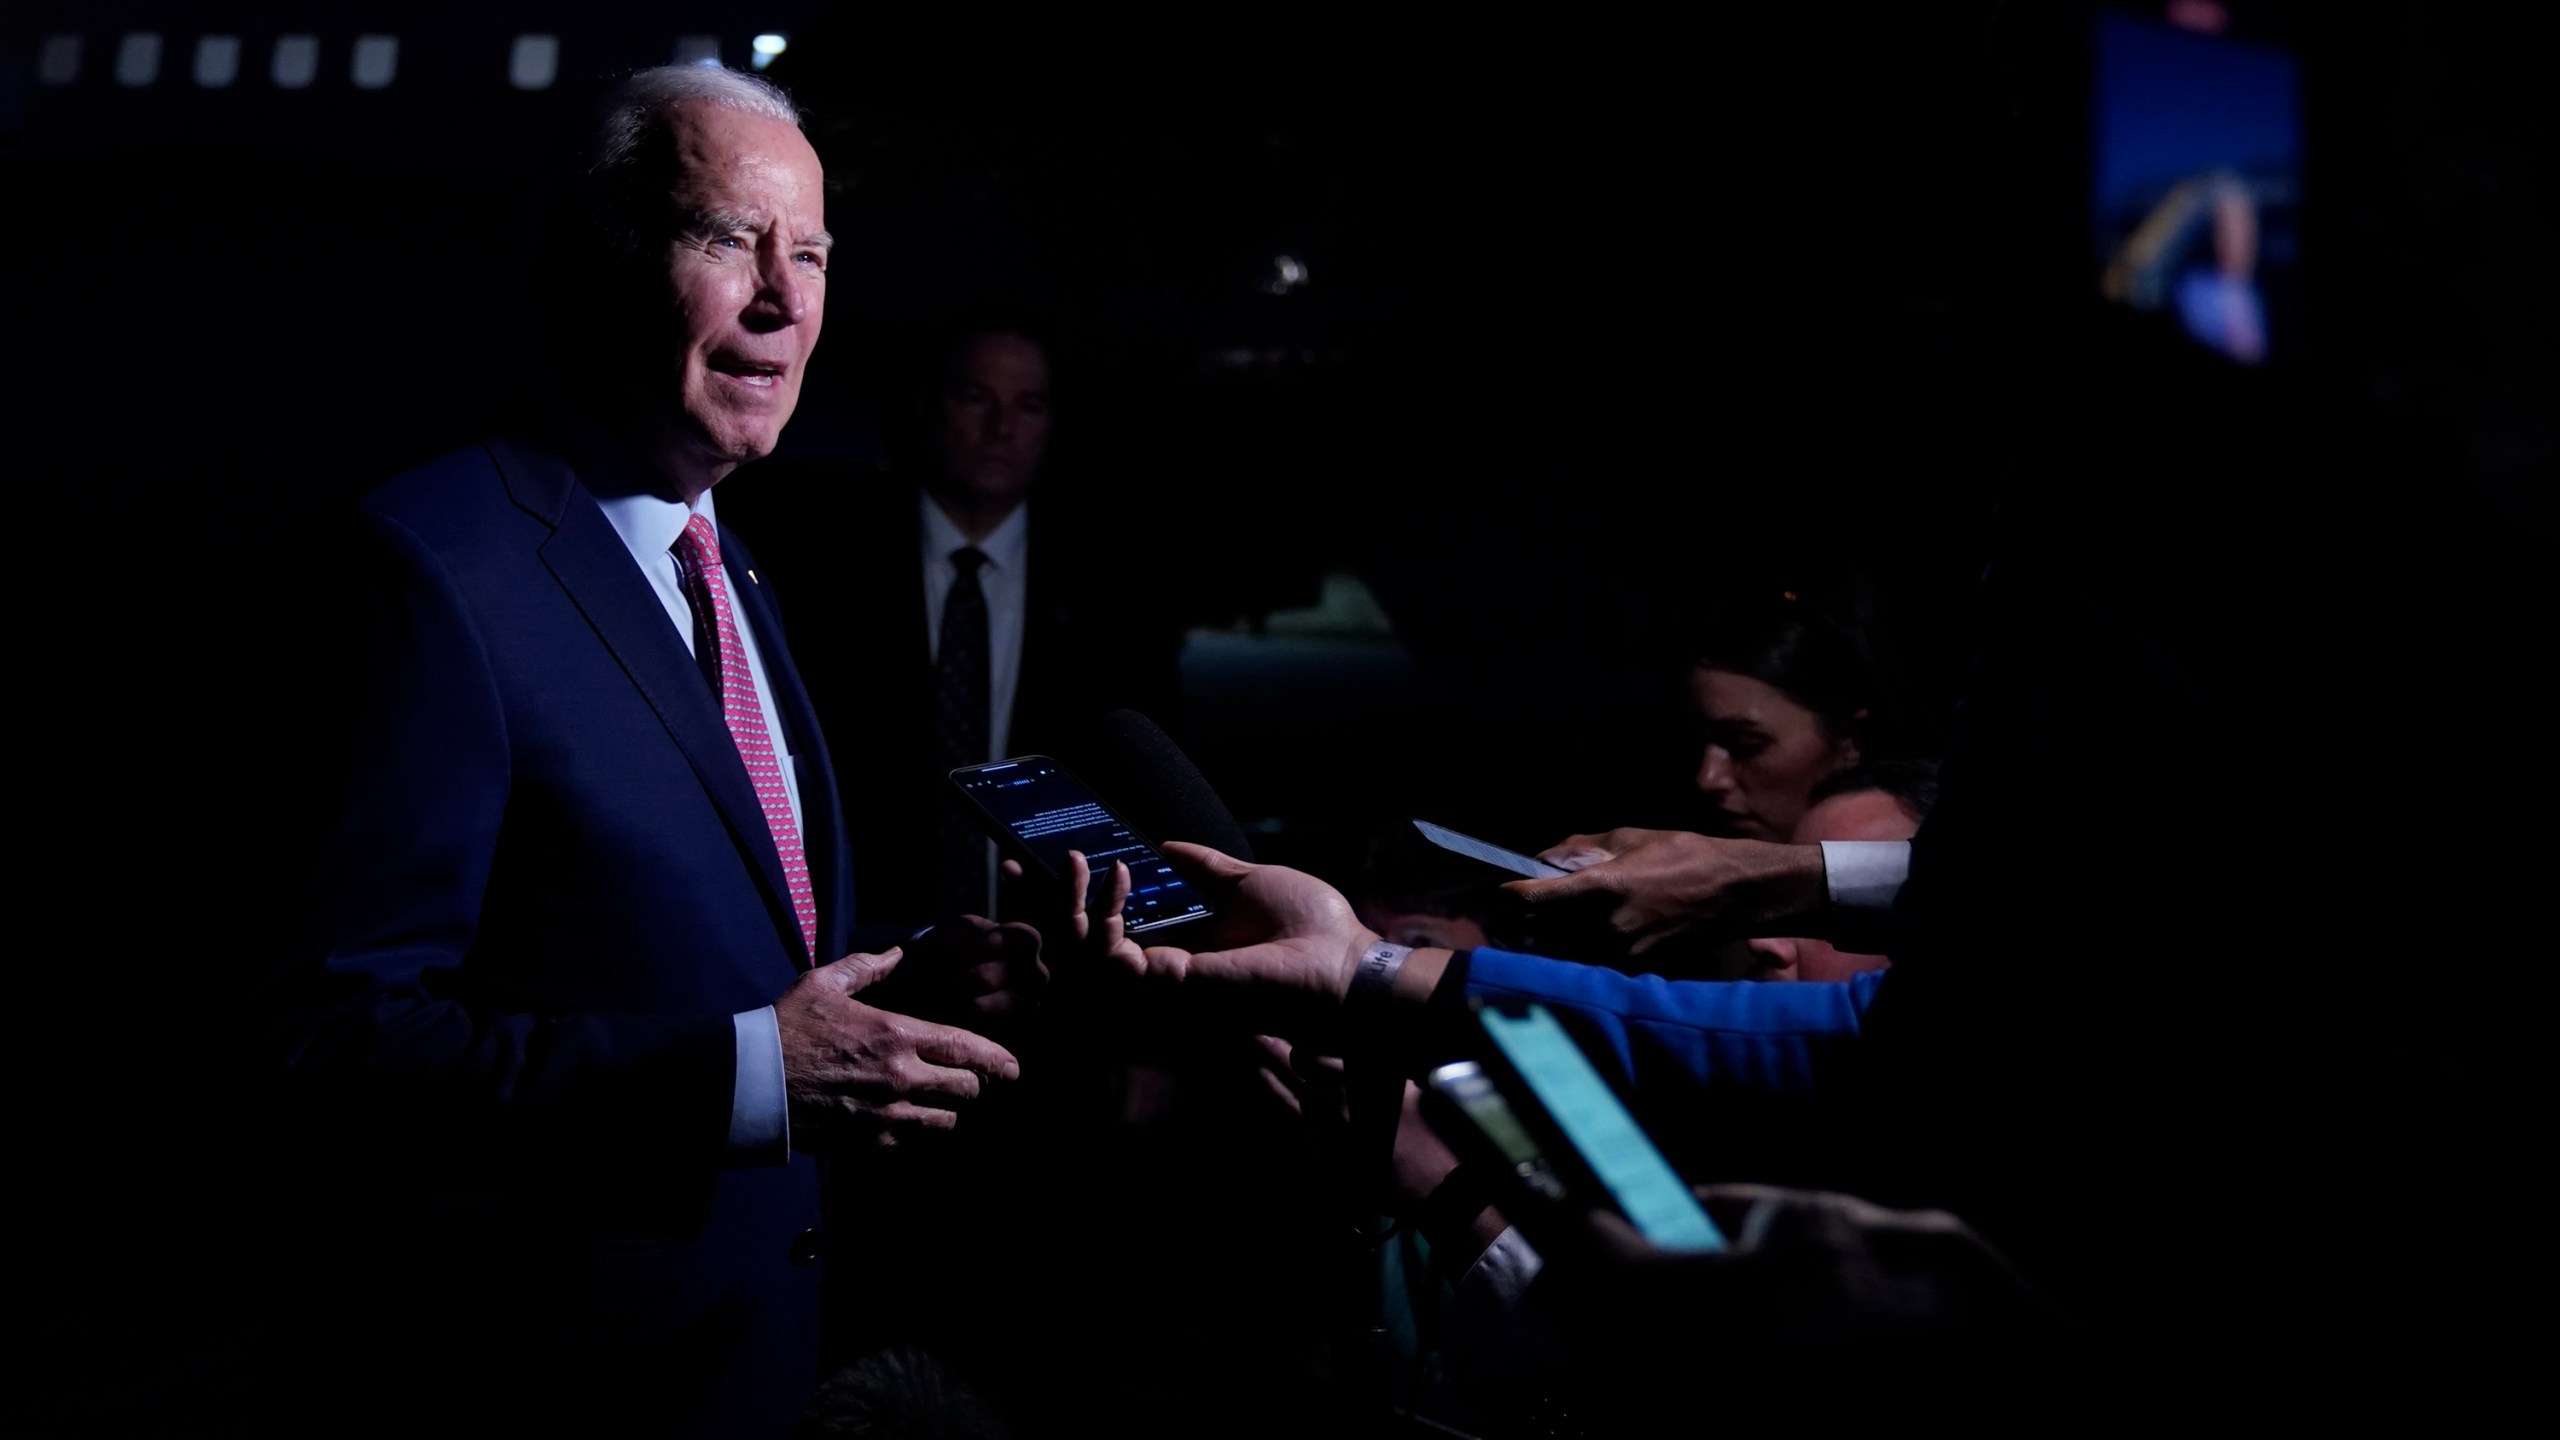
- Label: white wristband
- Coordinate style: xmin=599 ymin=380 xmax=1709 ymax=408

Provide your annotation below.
xmin=1349 ymin=939 xmax=1414 ymax=1007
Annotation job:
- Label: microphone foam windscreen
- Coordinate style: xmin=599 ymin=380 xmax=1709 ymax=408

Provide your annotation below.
xmin=1075 ymin=709 xmax=1254 ymax=863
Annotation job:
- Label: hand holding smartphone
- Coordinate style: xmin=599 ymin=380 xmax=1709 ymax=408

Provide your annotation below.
xmin=1424 ymin=999 xmax=1725 ymax=1252
xmin=947 ymin=756 xmax=1214 ymax=936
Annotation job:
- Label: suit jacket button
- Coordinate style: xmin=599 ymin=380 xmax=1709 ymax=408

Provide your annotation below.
xmin=789 ymin=1228 xmax=825 ymax=1266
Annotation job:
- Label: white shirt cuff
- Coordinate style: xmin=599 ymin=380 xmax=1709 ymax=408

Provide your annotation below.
xmin=1820 ymin=840 xmax=1911 ymax=913
xmin=728 ymin=1006 xmax=789 ymax=1164
xmin=1442 ymin=1224 xmax=1545 ymax=1363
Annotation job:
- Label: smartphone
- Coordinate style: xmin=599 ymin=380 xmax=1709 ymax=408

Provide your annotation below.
xmin=1425 ymin=1000 xmax=1725 ymax=1252
xmin=948 ymin=756 xmax=1213 ymax=935
xmin=1411 ymin=818 xmax=1571 ymax=880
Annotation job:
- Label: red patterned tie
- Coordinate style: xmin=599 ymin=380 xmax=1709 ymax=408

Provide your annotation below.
xmin=675 ymin=514 xmax=818 ymax=963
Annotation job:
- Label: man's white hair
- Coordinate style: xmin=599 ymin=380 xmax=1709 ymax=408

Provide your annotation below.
xmin=594 ymin=64 xmax=802 ymax=174
xmin=585 ymin=65 xmax=805 ymax=255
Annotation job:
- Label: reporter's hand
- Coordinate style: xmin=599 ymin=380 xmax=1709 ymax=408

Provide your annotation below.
xmin=1246 ymin=1033 xmax=1323 ymax=1119
xmin=1111 ymin=841 xmax=1379 ymax=1041
xmin=1503 ymin=828 xmax=1827 ymax=955
xmin=774 ymin=947 xmax=1022 ymax=1149
xmin=1056 ymin=849 xmax=1145 ymax=981
xmin=1516 ymin=1181 xmax=2059 ymax=1349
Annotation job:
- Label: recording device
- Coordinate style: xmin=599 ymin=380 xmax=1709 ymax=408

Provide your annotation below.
xmin=1424 ymin=999 xmax=1726 ymax=1252
xmin=947 ymin=755 xmax=1214 ymax=935
xmin=1411 ymin=819 xmax=1571 ymax=881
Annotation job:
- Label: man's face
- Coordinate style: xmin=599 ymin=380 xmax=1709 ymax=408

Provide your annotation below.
xmin=1729 ymin=787 xmax=1917 ymax=983
xmin=930 ymin=332 xmax=1052 ymax=511
xmin=652 ymin=101 xmax=829 ymax=490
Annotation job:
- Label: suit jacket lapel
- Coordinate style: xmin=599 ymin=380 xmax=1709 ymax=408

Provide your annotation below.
xmin=488 ymin=438 xmax=812 ymax=968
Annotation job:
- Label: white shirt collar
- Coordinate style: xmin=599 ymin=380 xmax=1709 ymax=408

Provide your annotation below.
xmin=919 ymin=490 xmax=1030 ymax=574
xmin=598 ymin=483 xmax=719 ymax=571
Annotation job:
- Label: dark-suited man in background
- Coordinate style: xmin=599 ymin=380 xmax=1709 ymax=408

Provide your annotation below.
xmin=261 ymin=65 xmax=1037 ymax=1438
xmin=751 ymin=320 xmax=1188 ymax=935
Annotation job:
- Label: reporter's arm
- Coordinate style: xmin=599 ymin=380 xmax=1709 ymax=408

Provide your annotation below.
xmin=1503 ymin=829 xmax=1833 ymax=953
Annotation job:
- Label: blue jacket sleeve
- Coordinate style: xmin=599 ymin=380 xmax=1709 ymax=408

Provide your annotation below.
xmin=1463 ymin=950 xmax=1886 ymax=1103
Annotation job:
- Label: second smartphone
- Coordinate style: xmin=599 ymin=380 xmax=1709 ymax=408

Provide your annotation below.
xmin=1425 ymin=998 xmax=1727 ymax=1253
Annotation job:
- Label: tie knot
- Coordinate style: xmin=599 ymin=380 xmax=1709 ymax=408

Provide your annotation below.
xmin=950 ymin=546 xmax=988 ymax=579
xmin=677 ymin=513 xmax=722 ymax=571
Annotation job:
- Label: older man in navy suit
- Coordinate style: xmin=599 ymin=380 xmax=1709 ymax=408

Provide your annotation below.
xmin=269 ymin=65 xmax=1038 ymax=1437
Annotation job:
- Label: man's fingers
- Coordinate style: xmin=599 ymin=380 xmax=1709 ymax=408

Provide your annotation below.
xmin=899 ymin=1054 xmax=1003 ymax=1107
xmin=1504 ymin=868 xmax=1605 ymax=904
xmin=841 ymin=1101 xmax=965 ymax=1147
xmin=909 ymin=1019 xmax=1022 ymax=1083
xmin=823 ymin=947 xmax=903 ymax=990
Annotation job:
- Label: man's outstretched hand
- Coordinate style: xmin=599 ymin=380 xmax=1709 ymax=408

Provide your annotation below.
xmin=775 ymin=947 xmax=1022 ymax=1149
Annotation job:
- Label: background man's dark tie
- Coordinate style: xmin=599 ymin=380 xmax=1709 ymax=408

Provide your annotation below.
xmin=934 ymin=546 xmax=993 ymax=916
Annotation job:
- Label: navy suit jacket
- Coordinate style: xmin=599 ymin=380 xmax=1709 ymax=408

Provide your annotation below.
xmin=274 ymin=436 xmax=851 ymax=1436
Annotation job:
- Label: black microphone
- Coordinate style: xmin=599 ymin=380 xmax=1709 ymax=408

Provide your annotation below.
xmin=1071 ymin=709 xmax=1254 ymax=864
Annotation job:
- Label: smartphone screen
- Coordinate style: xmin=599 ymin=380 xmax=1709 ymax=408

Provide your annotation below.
xmin=1476 ymin=1002 xmax=1726 ymax=1251
xmin=950 ymin=757 xmax=1212 ymax=934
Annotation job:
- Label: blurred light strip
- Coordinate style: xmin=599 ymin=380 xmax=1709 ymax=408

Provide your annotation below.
xmin=510 ymin=34 xmax=559 ymax=90
xmin=36 ymin=35 xmax=81 ymax=86
xmin=195 ymin=35 xmax=241 ymax=88
xmin=273 ymin=35 xmax=319 ymax=89
xmin=351 ymin=34 xmax=399 ymax=89
xmin=115 ymin=32 xmax=161 ymax=87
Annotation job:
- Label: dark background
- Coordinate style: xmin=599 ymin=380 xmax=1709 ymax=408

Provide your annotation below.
xmin=4 ymin=1 xmax=2548 ymax=1429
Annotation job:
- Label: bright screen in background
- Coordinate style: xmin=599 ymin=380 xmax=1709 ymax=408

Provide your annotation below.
xmin=2092 ymin=7 xmax=2301 ymax=366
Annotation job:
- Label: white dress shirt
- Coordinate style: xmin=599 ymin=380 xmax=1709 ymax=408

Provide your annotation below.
xmin=594 ymin=483 xmax=794 ymax=1165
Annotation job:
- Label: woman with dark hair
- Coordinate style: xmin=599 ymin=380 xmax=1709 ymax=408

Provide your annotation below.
xmin=1682 ymin=589 xmax=1891 ymax=842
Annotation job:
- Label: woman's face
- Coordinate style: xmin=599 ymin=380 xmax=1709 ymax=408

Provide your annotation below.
xmin=1689 ymin=665 xmax=1860 ymax=841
